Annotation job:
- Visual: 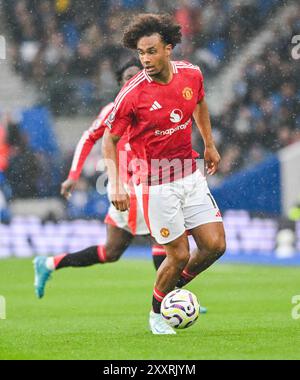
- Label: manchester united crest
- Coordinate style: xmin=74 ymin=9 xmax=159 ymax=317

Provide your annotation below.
xmin=182 ymin=87 xmax=193 ymax=100
xmin=160 ymin=228 xmax=170 ymax=238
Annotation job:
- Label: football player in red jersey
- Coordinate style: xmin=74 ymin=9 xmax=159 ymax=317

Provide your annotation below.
xmin=103 ymin=14 xmax=226 ymax=334
xmin=33 ymin=59 xmax=168 ymax=299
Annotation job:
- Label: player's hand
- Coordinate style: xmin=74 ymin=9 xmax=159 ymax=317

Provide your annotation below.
xmin=204 ymin=144 xmax=221 ymax=175
xmin=61 ymin=178 xmax=77 ymax=200
xmin=110 ymin=187 xmax=130 ymax=212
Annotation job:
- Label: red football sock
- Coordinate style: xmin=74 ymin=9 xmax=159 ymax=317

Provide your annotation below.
xmin=97 ymin=245 xmax=107 ymax=263
xmin=54 ymin=254 xmax=67 ymax=269
xmin=152 ymin=287 xmax=167 ymax=314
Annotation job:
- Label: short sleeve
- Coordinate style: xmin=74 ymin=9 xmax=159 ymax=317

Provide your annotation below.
xmin=105 ymin=92 xmax=134 ymax=137
xmin=89 ymin=103 xmax=114 ymax=141
xmin=197 ymin=67 xmax=205 ymax=103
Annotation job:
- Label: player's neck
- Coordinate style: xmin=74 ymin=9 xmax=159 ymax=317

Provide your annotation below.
xmin=152 ymin=62 xmax=173 ymax=84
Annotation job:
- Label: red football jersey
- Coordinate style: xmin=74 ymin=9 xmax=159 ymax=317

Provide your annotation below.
xmin=68 ymin=102 xmax=134 ymax=184
xmin=105 ymin=61 xmax=205 ymax=185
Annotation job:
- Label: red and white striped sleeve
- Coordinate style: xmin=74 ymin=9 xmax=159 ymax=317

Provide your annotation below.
xmin=105 ymin=71 xmax=147 ymax=137
xmin=68 ymin=103 xmax=114 ymax=181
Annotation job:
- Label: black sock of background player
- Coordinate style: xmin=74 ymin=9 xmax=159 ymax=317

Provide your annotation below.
xmin=176 ymin=276 xmax=190 ymax=288
xmin=151 ymin=245 xmax=167 ymax=270
xmin=55 ymin=246 xmax=106 ymax=269
xmin=152 ymin=255 xmax=166 ymax=271
xmin=176 ymin=269 xmax=197 ymax=288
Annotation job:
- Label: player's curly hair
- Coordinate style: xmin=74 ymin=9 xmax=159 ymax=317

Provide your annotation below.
xmin=122 ymin=13 xmax=182 ymax=49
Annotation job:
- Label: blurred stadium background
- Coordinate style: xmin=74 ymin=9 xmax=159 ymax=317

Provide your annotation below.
xmin=0 ymin=0 xmax=299 ymax=263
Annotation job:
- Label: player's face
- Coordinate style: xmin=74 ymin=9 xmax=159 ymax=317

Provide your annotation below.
xmin=121 ymin=66 xmax=140 ymax=85
xmin=137 ymin=34 xmax=172 ymax=77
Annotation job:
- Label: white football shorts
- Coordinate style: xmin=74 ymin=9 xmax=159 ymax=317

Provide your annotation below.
xmin=105 ymin=182 xmax=149 ymax=236
xmin=134 ymin=170 xmax=223 ymax=244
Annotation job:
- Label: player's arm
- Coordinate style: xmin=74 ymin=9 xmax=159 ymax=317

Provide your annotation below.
xmin=61 ymin=132 xmax=97 ymax=199
xmin=61 ymin=105 xmax=113 ymax=199
xmin=103 ymin=92 xmax=134 ymax=211
xmin=102 ymin=129 xmax=130 ymax=212
xmin=193 ymin=98 xmax=220 ymax=175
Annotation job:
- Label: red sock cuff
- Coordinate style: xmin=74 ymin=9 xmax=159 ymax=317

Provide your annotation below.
xmin=181 ymin=269 xmax=197 ymax=280
xmin=153 ymin=287 xmax=166 ymax=302
xmin=97 ymin=245 xmax=107 ymax=263
xmin=54 ymin=254 xmax=67 ymax=269
xmin=152 ymin=245 xmax=167 ymax=256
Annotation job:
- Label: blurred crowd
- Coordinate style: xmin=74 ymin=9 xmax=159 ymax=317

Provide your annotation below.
xmin=1 ymin=0 xmax=300 ymax=219
xmin=207 ymin=6 xmax=300 ymax=182
xmin=0 ymin=112 xmax=53 ymax=223
xmin=0 ymin=111 xmax=109 ymax=221
xmin=0 ymin=115 xmax=31 ymax=221
xmin=3 ymin=0 xmax=281 ymax=115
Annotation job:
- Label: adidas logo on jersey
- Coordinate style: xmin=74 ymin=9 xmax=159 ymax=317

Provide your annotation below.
xmin=150 ymin=101 xmax=162 ymax=111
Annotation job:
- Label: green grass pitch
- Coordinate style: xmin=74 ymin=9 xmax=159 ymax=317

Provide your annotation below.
xmin=0 ymin=258 xmax=299 ymax=360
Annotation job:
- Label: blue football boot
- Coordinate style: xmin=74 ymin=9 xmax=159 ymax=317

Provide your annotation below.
xmin=33 ymin=256 xmax=52 ymax=299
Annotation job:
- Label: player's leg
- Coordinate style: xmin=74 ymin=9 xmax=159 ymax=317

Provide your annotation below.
xmin=136 ymin=182 xmax=190 ymax=334
xmin=33 ymin=224 xmax=134 ymax=298
xmin=147 ymin=172 xmax=223 ymax=331
xmin=176 ymin=172 xmax=226 ymax=287
xmin=55 ymin=224 xmax=134 ymax=269
xmin=153 ymin=233 xmax=190 ymax=309
xmin=150 ymin=232 xmax=191 ymax=334
xmin=132 ymin=190 xmax=167 ymax=270
xmin=176 ymin=222 xmax=226 ymax=288
xmin=43 ymin=224 xmax=133 ymax=269
xmin=149 ymin=233 xmax=208 ymax=314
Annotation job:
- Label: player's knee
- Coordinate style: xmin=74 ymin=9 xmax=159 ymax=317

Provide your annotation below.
xmin=105 ymin=246 xmax=123 ymax=262
xmin=208 ymin=237 xmax=226 ymax=258
xmin=174 ymin=250 xmax=190 ymax=269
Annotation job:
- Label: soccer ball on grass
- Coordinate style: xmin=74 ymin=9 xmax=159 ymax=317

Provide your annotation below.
xmin=161 ymin=289 xmax=200 ymax=329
